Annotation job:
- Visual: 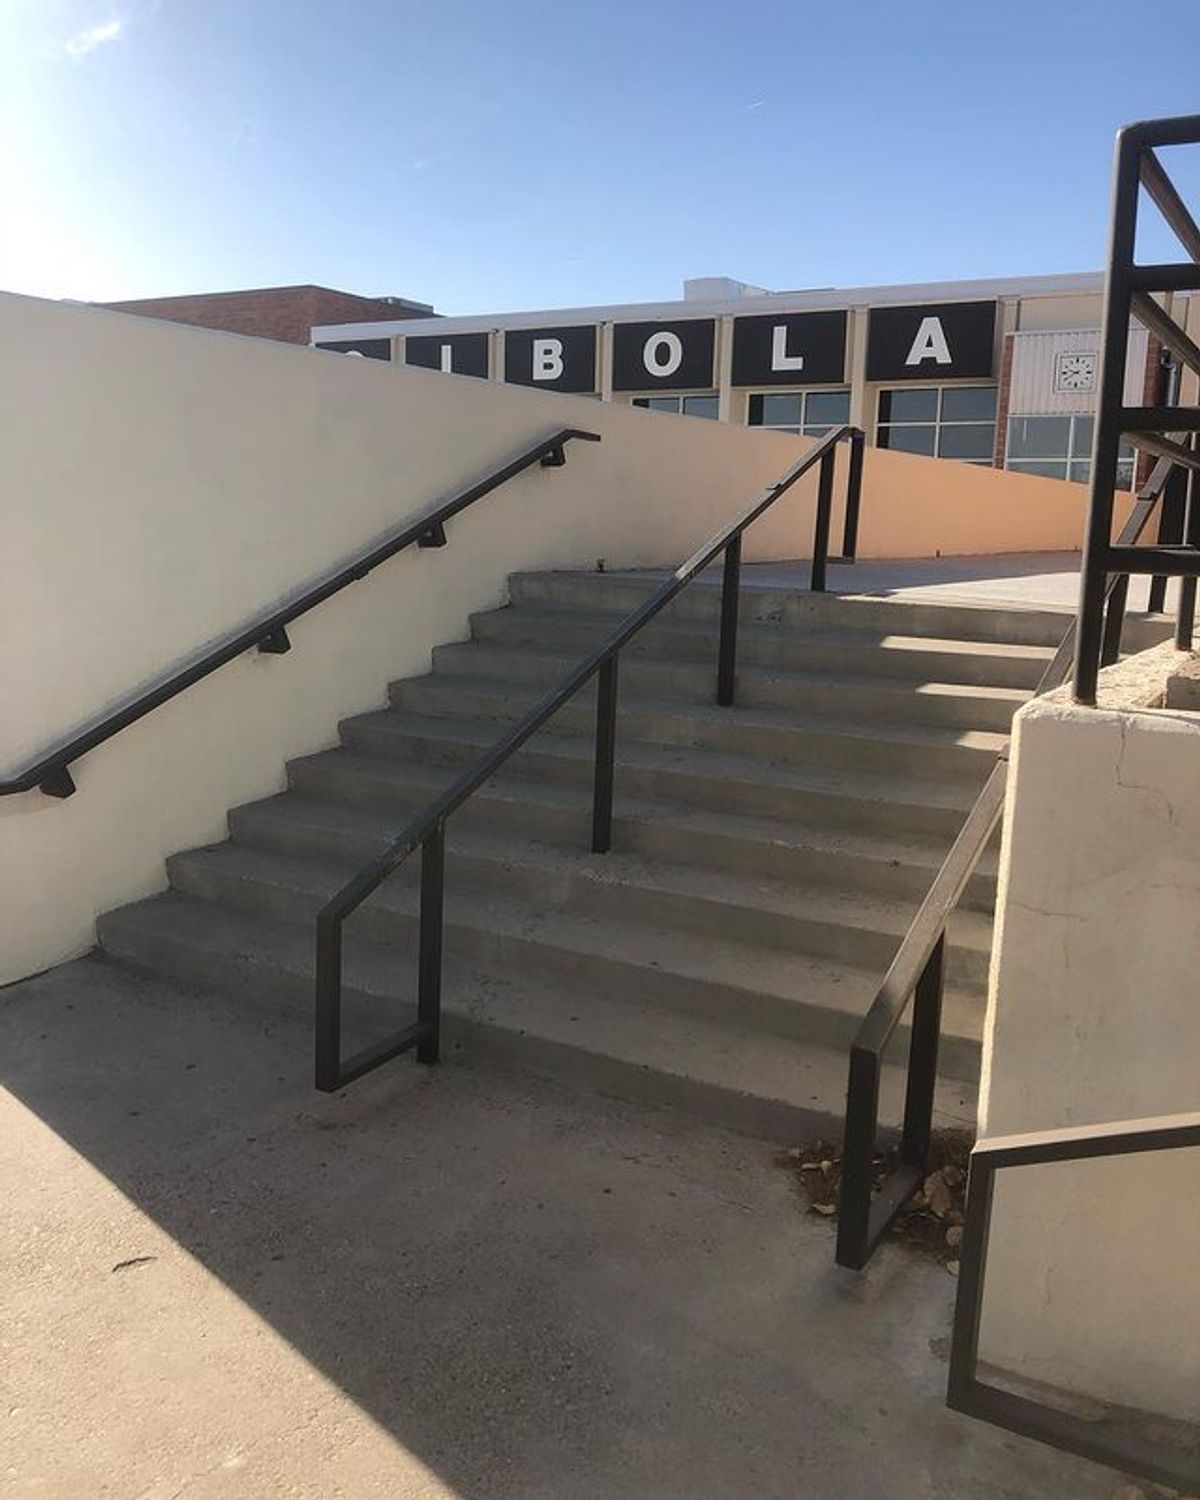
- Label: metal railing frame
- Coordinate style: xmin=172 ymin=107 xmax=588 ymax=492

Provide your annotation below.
xmin=835 ymin=461 xmax=1174 ymax=1270
xmin=2 ymin=428 xmax=600 ymax=800
xmin=314 ymin=425 xmax=865 ymax=1091
xmin=947 ymin=1110 xmax=1200 ymax=1490
xmin=1075 ymin=113 xmax=1200 ymax=702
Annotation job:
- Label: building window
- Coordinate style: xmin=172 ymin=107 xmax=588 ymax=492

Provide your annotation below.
xmin=632 ymin=393 xmax=720 ymax=420
xmin=1006 ymin=415 xmax=1135 ymax=487
xmin=747 ymin=389 xmax=852 ymax=436
xmin=876 ymin=385 xmax=997 ymax=465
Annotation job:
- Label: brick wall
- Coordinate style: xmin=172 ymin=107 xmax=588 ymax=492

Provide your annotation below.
xmin=1135 ymin=334 xmax=1163 ymax=488
xmin=100 ymin=285 xmax=433 ymax=345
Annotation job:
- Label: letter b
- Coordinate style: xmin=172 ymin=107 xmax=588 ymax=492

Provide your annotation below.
xmin=532 ymin=338 xmax=564 ymax=381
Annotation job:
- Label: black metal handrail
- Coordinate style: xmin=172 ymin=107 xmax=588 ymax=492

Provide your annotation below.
xmin=314 ymin=424 xmax=865 ymax=1090
xmin=948 ymin=1109 xmax=1200 ymax=1489
xmin=1075 ymin=113 xmax=1200 ymax=702
xmin=2 ymin=428 xmax=600 ymax=800
xmin=835 ymin=457 xmax=1174 ymax=1271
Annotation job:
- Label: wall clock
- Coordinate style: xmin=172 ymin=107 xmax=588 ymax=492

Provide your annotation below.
xmin=1054 ymin=351 xmax=1097 ymax=393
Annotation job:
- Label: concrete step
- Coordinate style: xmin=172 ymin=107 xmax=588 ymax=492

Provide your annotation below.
xmin=469 ymin=603 xmax=1056 ymax=690
xmin=339 ymin=709 xmax=980 ymax=840
xmin=508 ymin=569 xmax=1081 ymax=646
xmin=426 ymin=641 xmax=1030 ymax=733
xmin=278 ymin=752 xmax=1000 ymax=909
xmin=386 ymin=676 xmax=1009 ymax=783
xmin=97 ymin=888 xmax=983 ymax=1125
xmin=161 ymin=842 xmax=984 ymax=1073
xmin=223 ymin=795 xmax=994 ymax=988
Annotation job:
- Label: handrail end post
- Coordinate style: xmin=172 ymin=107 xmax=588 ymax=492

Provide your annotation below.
xmin=591 ymin=656 xmax=619 ymax=853
xmin=417 ymin=823 xmax=446 ymax=1065
xmin=717 ymin=534 xmax=742 ymax=707
xmin=314 ymin=910 xmax=343 ymax=1092
xmin=811 ymin=447 xmax=836 ymax=593
xmin=836 ymin=1044 xmax=882 ymax=1269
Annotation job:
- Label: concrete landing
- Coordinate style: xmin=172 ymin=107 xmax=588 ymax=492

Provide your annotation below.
xmin=0 ymin=958 xmax=1130 ymax=1499
xmin=627 ymin=551 xmax=1179 ymax=615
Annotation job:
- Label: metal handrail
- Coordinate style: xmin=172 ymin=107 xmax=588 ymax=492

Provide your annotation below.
xmin=835 ymin=457 xmax=1174 ymax=1270
xmin=314 ymin=424 xmax=866 ymax=1090
xmin=1074 ymin=113 xmax=1200 ymax=702
xmin=948 ymin=1109 xmax=1200 ymax=1489
xmin=3 ymin=427 xmax=600 ymax=800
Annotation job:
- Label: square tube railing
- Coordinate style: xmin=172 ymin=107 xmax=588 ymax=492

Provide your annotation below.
xmin=947 ymin=1110 xmax=1200 ymax=1490
xmin=1074 ymin=114 xmax=1200 ymax=702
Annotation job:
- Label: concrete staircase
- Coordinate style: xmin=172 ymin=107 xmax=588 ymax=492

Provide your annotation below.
xmin=97 ymin=568 xmax=1070 ymax=1141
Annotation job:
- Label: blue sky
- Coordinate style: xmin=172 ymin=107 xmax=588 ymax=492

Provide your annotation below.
xmin=3 ymin=0 xmax=1200 ymax=314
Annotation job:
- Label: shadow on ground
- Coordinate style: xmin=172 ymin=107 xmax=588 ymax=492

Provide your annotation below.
xmin=0 ymin=956 xmax=1125 ymax=1498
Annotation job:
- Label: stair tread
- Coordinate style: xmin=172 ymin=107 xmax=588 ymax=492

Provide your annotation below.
xmin=280 ymin=750 xmax=1002 ymax=874
xmin=388 ymin=675 xmax=1012 ymax=755
xmin=430 ymin=639 xmax=1033 ymax=706
xmin=343 ymin=708 xmax=988 ymax=812
xmin=473 ymin=603 xmax=1059 ymax=663
xmin=164 ymin=840 xmax=987 ymax=1038
xmin=197 ymin=816 xmax=997 ymax=952
xmin=98 ymin=891 xmax=977 ymax=1132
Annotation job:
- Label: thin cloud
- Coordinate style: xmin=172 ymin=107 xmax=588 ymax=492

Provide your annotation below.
xmin=64 ymin=19 xmax=124 ymax=59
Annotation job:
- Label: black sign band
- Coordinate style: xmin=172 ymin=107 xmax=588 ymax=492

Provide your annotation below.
xmin=504 ymin=325 xmax=597 ymax=393
xmin=612 ymin=320 xmax=716 ymax=392
xmin=866 ymin=301 xmax=996 ymax=382
xmin=731 ymin=310 xmax=846 ymax=387
xmin=405 ymin=332 xmax=490 ymax=379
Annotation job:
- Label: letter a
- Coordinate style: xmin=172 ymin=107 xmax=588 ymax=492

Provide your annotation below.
xmin=533 ymin=338 xmax=564 ymax=381
xmin=905 ymin=317 xmax=952 ymax=367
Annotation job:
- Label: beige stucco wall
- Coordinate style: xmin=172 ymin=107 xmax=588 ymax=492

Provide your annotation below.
xmin=3 ymin=290 xmax=1104 ymax=983
xmin=977 ymin=645 xmax=1200 ymax=1424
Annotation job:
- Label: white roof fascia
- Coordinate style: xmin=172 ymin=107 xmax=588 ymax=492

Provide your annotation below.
xmin=311 ymin=272 xmax=1106 ymax=344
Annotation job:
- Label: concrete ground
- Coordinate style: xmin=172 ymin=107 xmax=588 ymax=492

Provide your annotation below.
xmin=0 ymin=957 xmax=1139 ymax=1500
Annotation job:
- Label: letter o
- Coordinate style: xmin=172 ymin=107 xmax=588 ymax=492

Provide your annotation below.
xmin=643 ymin=331 xmax=683 ymax=378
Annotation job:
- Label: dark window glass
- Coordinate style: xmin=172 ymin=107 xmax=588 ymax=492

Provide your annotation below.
xmin=805 ymin=390 xmax=851 ymax=426
xmin=682 ymin=395 xmax=719 ymax=420
xmin=1069 ymin=460 xmax=1091 ymax=484
xmin=1072 ymin=416 xmax=1094 ymax=460
xmin=878 ymin=388 xmax=938 ymax=423
xmin=750 ymin=393 xmax=802 ymax=427
xmin=1007 ymin=416 xmax=1072 ymax=460
xmin=938 ymin=423 xmax=995 ymax=461
xmin=941 ymin=386 xmax=997 ymax=422
xmin=878 ymin=424 xmax=937 ymax=456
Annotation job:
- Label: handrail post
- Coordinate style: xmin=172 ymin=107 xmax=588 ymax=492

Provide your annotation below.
xmin=900 ymin=934 xmax=945 ymax=1170
xmin=1177 ymin=454 xmax=1198 ymax=650
xmin=1149 ymin=458 xmax=1187 ymax=612
xmin=592 ymin=655 xmax=618 ymax=854
xmin=835 ymin=1046 xmax=880 ymax=1269
xmin=1074 ymin=130 xmax=1141 ymax=703
xmin=842 ymin=427 xmax=865 ymax=561
xmin=717 ymin=534 xmax=742 ymax=707
xmin=1100 ymin=573 xmax=1129 ymax=666
xmin=417 ymin=822 xmax=445 ymax=1064
xmin=315 ymin=911 xmax=343 ymax=1091
xmin=810 ymin=448 xmax=836 ymax=592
